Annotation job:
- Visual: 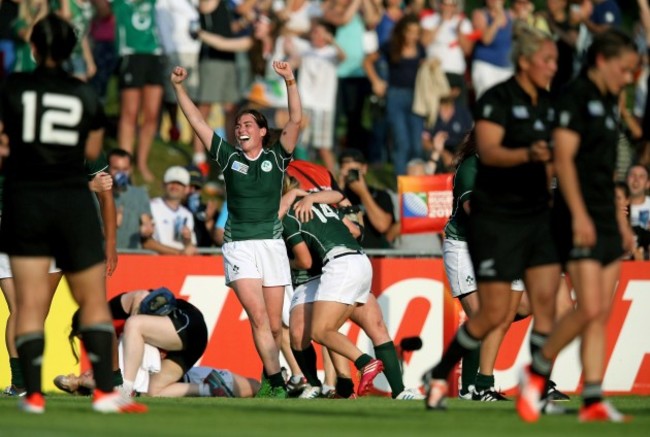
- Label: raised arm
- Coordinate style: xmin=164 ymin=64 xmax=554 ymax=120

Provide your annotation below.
xmin=272 ymin=61 xmax=302 ymax=154
xmin=171 ymin=66 xmax=214 ymax=150
xmin=198 ymin=31 xmax=253 ymax=52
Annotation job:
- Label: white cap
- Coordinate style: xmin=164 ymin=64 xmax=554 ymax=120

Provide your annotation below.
xmin=163 ymin=166 xmax=190 ymax=186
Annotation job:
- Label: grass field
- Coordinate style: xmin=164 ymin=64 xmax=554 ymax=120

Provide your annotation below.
xmin=1 ymin=395 xmax=649 ymax=437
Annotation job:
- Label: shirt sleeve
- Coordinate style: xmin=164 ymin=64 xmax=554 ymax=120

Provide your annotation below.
xmin=455 ymin=156 xmax=478 ymax=203
xmin=271 ymin=141 xmax=293 ymax=170
xmin=282 ymin=214 xmax=303 ymax=248
xmin=85 ymin=151 xmax=109 ymax=179
xmin=474 ymin=86 xmax=509 ymax=127
xmin=208 ymin=134 xmax=236 ymax=168
xmin=554 ymin=88 xmax=585 ymax=134
xmin=375 ymin=189 xmax=396 ymax=223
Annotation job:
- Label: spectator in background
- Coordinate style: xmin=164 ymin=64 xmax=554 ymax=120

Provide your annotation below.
xmin=511 ymin=0 xmax=550 ymax=35
xmin=586 ymin=0 xmax=621 ymax=34
xmin=156 ymin=0 xmax=201 ymax=143
xmin=295 ymin=19 xmax=346 ymax=174
xmin=107 ymin=149 xmax=154 ymax=250
xmin=88 ymin=4 xmax=117 ymax=104
xmin=337 ymin=149 xmax=395 ymax=249
xmin=184 ymin=165 xmax=219 ymax=248
xmin=628 ymin=164 xmax=650 ymax=228
xmin=145 ymin=166 xmax=198 ymax=255
xmin=421 ymin=0 xmax=474 ymax=106
xmin=471 ymin=0 xmax=514 ymax=98
xmin=542 ymin=0 xmax=579 ymax=95
xmin=323 ymin=0 xmax=380 ymax=158
xmin=11 ymin=0 xmax=49 ymax=73
xmin=98 ymin=0 xmax=164 ymax=182
xmin=195 ymin=0 xmax=240 ymax=171
xmin=276 ymin=0 xmax=314 ymax=38
xmin=52 ymin=0 xmax=96 ymax=81
xmin=0 ymin=0 xmax=20 ymax=77
xmin=365 ymin=14 xmax=426 ymax=176
xmin=422 ymin=74 xmax=473 ymax=171
xmin=615 ymin=182 xmax=645 ymax=260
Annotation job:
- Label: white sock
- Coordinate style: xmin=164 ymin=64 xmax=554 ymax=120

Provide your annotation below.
xmin=198 ymin=383 xmax=212 ymax=397
xmin=193 ymin=152 xmax=207 ymax=164
xmin=120 ymin=380 xmax=134 ymax=396
xmin=289 ymin=375 xmax=303 ymax=384
xmin=322 ymin=384 xmax=335 ymax=395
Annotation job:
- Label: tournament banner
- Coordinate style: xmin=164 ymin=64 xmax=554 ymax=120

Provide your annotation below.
xmin=398 ymin=174 xmax=454 ymax=234
xmin=2 ymin=256 xmax=648 ymax=395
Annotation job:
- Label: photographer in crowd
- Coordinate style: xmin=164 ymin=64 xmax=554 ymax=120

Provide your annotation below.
xmin=337 ymin=149 xmax=395 ymax=249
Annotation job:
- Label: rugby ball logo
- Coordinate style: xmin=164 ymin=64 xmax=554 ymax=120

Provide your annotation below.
xmin=261 ymin=161 xmax=272 ymax=172
xmin=402 ymin=192 xmax=428 ymax=218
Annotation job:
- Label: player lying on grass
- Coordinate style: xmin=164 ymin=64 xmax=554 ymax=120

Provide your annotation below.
xmin=58 ymin=288 xmax=257 ymax=397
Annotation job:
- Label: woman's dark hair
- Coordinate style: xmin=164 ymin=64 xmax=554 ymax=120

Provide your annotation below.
xmin=30 ymin=13 xmax=77 ymax=66
xmin=584 ymin=28 xmax=637 ymax=71
xmin=235 ymin=109 xmax=270 ymax=147
xmin=454 ymin=129 xmax=478 ymax=168
xmin=249 ymin=12 xmax=284 ymax=77
xmin=68 ymin=309 xmax=82 ymax=363
xmin=388 ymin=14 xmax=420 ymax=64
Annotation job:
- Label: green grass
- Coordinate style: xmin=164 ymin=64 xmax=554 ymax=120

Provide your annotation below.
xmin=1 ymin=395 xmax=649 ymax=436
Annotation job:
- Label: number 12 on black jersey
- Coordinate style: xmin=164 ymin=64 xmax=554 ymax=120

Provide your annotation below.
xmin=22 ymin=91 xmax=83 ymax=146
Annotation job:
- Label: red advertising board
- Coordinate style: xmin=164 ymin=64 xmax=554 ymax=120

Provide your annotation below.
xmin=105 ymin=255 xmax=650 ymax=396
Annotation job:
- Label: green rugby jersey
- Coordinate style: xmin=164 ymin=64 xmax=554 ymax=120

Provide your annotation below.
xmin=282 ymin=202 xmax=362 ymax=263
xmin=444 ymin=154 xmax=477 ymax=242
xmin=111 ymin=0 xmax=161 ymax=56
xmin=210 ymin=137 xmax=292 ymax=241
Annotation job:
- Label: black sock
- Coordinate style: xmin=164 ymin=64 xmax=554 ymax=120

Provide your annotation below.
xmin=431 ymin=324 xmax=480 ymax=380
xmin=15 ymin=332 xmax=45 ymax=396
xmin=374 ymin=342 xmax=404 ymax=398
xmin=475 ymin=373 xmax=495 ymax=392
xmin=113 ymin=369 xmax=124 ymax=387
xmin=291 ymin=345 xmax=321 ymax=387
xmin=582 ymin=381 xmax=603 ymax=407
xmin=353 ymin=354 xmax=373 ymax=371
xmin=529 ymin=330 xmax=548 ymax=358
xmin=80 ymin=324 xmax=115 ymax=392
xmin=461 ymin=346 xmax=480 ymax=394
xmin=10 ymin=357 xmax=24 ymax=388
xmin=336 ymin=377 xmax=354 ymax=398
xmin=268 ymin=371 xmax=285 ymax=388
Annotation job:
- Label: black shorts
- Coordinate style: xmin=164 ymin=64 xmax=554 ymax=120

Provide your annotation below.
xmin=117 ymin=54 xmax=165 ymax=90
xmin=0 ymin=185 xmax=104 ymax=272
xmin=552 ymin=208 xmax=623 ymax=267
xmin=165 ymin=302 xmax=208 ymax=372
xmin=467 ymin=210 xmax=558 ymax=282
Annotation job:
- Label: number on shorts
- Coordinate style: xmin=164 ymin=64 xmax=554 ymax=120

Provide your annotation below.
xmin=22 ymin=91 xmax=83 ymax=146
xmin=311 ymin=204 xmax=340 ymax=223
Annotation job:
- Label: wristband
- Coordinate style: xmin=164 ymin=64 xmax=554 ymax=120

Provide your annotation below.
xmin=286 ymin=78 xmax=296 ymax=86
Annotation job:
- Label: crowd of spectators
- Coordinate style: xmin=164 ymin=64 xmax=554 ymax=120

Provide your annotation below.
xmin=0 ymin=0 xmax=648 ymax=256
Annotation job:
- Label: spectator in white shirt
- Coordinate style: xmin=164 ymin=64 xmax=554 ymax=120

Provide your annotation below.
xmin=144 ymin=166 xmax=198 ymax=255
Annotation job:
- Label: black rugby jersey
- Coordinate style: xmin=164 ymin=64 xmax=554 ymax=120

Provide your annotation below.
xmin=0 ymin=66 xmax=104 ymax=187
xmin=473 ymin=77 xmax=554 ymax=216
xmin=553 ymin=75 xmax=620 ymax=230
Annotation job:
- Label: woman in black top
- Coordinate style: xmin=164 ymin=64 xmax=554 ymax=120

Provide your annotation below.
xmin=423 ymin=26 xmax=561 ymax=410
xmin=0 ymin=13 xmax=145 ymax=414
xmin=519 ymin=29 xmax=638 ymax=423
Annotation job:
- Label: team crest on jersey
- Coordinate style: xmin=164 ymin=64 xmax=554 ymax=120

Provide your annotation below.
xmin=261 ymin=160 xmax=273 ymax=172
xmin=559 ymin=111 xmax=571 ymax=127
xmin=482 ymin=104 xmax=493 ymax=118
xmin=588 ymin=100 xmax=604 ymax=116
xmin=232 ymin=161 xmax=249 ymax=175
xmin=533 ymin=120 xmax=545 ymax=131
xmin=512 ymin=106 xmax=529 ymax=119
xmin=605 ymin=116 xmax=616 ymax=130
